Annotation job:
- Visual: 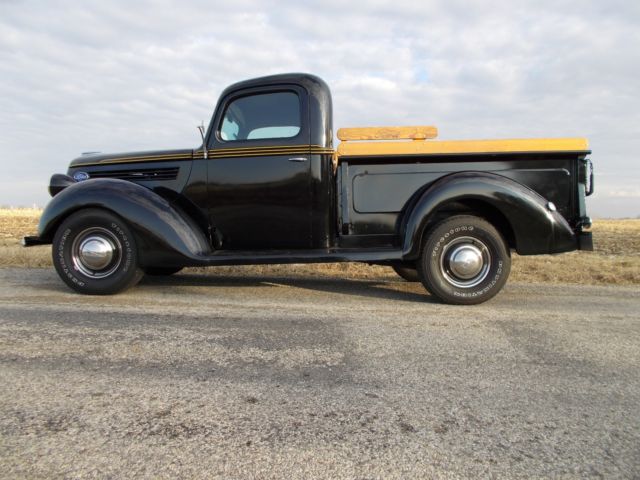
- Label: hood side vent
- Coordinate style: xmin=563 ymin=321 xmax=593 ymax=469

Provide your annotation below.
xmin=89 ymin=167 xmax=180 ymax=181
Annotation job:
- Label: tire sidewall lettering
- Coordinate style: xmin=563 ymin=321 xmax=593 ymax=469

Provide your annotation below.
xmin=57 ymin=227 xmax=86 ymax=287
xmin=111 ymin=222 xmax=132 ymax=272
xmin=432 ymin=225 xmax=476 ymax=259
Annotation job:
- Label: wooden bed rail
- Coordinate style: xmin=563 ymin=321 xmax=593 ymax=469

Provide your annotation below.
xmin=337 ymin=126 xmax=438 ymax=141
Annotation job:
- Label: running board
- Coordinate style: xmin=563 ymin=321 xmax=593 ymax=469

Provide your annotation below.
xmin=191 ymin=248 xmax=403 ymax=267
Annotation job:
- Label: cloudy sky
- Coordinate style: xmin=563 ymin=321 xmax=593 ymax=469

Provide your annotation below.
xmin=1 ymin=0 xmax=638 ymax=216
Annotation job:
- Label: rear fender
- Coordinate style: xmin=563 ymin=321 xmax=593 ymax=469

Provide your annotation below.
xmin=38 ymin=178 xmax=211 ymax=265
xmin=401 ymin=172 xmax=576 ymax=259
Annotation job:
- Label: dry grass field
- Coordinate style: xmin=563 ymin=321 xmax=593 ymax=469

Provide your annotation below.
xmin=1 ymin=208 xmax=638 ymax=284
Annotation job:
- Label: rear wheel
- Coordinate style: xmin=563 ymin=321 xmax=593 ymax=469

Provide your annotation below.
xmin=391 ymin=263 xmax=420 ymax=282
xmin=418 ymin=215 xmax=510 ymax=305
xmin=52 ymin=209 xmax=143 ymax=295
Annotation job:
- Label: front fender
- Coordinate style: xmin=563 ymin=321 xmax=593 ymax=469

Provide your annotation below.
xmin=38 ymin=178 xmax=211 ymax=265
xmin=401 ymin=172 xmax=576 ymax=259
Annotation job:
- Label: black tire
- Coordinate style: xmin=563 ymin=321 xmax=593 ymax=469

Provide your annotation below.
xmin=144 ymin=266 xmax=183 ymax=276
xmin=391 ymin=263 xmax=420 ymax=282
xmin=418 ymin=215 xmax=511 ymax=305
xmin=52 ymin=208 xmax=143 ymax=295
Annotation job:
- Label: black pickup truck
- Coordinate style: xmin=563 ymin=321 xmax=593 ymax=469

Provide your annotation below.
xmin=24 ymin=73 xmax=594 ymax=304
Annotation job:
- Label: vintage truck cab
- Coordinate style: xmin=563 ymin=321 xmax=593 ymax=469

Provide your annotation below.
xmin=24 ymin=73 xmax=594 ymax=304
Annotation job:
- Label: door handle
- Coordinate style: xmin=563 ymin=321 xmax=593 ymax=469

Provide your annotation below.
xmin=288 ymin=157 xmax=308 ymax=162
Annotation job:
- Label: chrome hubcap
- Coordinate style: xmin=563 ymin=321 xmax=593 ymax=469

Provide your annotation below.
xmin=440 ymin=236 xmax=491 ymax=288
xmin=78 ymin=236 xmax=114 ymax=270
xmin=71 ymin=227 xmax=122 ymax=278
xmin=448 ymin=245 xmax=484 ymax=279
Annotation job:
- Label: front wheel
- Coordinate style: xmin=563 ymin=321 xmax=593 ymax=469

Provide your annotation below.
xmin=52 ymin=209 xmax=143 ymax=295
xmin=418 ymin=215 xmax=511 ymax=305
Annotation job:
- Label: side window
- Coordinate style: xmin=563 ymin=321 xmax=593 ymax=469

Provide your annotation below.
xmin=219 ymin=91 xmax=301 ymax=142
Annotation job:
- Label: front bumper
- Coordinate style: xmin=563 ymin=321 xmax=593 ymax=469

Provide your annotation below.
xmin=22 ymin=236 xmax=49 ymax=247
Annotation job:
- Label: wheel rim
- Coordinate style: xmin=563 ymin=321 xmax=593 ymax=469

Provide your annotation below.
xmin=439 ymin=236 xmax=491 ymax=288
xmin=71 ymin=227 xmax=122 ymax=279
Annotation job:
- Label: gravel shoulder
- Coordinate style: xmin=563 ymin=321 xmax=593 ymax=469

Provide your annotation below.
xmin=0 ymin=268 xmax=639 ymax=479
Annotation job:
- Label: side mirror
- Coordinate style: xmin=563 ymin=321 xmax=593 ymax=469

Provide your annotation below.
xmin=197 ymin=123 xmax=207 ymax=159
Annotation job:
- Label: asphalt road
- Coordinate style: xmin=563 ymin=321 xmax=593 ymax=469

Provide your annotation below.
xmin=0 ymin=267 xmax=639 ymax=479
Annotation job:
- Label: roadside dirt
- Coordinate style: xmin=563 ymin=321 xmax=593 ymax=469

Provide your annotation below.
xmin=1 ymin=268 xmax=638 ymax=478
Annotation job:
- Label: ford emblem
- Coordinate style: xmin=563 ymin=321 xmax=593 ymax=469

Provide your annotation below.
xmin=73 ymin=171 xmax=90 ymax=182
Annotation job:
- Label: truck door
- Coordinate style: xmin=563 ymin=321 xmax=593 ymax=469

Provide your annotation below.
xmin=206 ymin=86 xmax=312 ymax=249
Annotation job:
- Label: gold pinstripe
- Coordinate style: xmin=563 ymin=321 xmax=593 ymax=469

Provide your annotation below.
xmin=73 ymin=145 xmax=335 ymax=167
xmin=197 ymin=146 xmax=334 ymax=159
xmin=74 ymin=153 xmax=192 ymax=167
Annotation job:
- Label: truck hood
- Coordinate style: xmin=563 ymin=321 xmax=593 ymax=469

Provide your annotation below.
xmin=69 ymin=149 xmax=194 ymax=168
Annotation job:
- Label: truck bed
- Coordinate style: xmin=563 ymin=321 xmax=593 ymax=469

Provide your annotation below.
xmin=335 ymin=127 xmax=591 ymax=247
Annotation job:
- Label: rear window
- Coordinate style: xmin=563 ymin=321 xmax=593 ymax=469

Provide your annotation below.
xmin=219 ymin=91 xmax=301 ymax=142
